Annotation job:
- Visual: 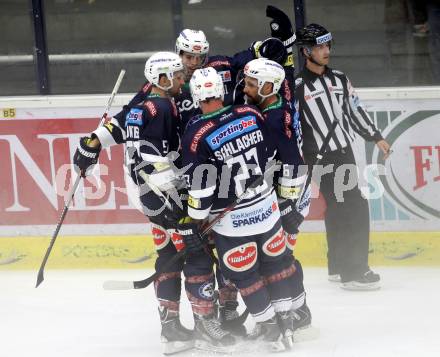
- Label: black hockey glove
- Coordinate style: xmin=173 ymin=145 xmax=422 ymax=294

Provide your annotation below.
xmin=266 ymin=5 xmax=295 ymax=66
xmin=177 ymin=217 xmax=204 ymax=254
xmin=279 ymin=199 xmax=304 ymax=235
xmin=73 ymin=136 xmax=101 ymax=177
xmin=251 ymin=37 xmax=288 ymax=65
xmin=163 ymin=193 xmax=187 ymax=229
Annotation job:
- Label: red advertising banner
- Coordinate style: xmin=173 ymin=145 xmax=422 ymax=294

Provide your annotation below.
xmin=0 ymin=117 xmax=325 ymax=226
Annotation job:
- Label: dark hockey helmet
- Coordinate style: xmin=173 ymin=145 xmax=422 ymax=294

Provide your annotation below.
xmin=295 ymin=23 xmax=332 ymax=48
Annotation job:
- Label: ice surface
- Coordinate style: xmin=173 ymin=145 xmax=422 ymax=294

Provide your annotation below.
xmin=1 ymin=267 xmax=440 ymax=357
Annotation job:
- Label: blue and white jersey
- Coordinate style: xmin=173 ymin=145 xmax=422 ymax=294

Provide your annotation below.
xmin=181 ymin=104 xmax=280 ymax=237
xmin=92 ymin=94 xmax=180 ymax=183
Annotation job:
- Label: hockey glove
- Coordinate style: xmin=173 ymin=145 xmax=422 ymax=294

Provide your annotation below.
xmin=266 ymin=5 xmax=296 ymax=66
xmin=251 ymin=37 xmax=288 ymax=65
xmin=177 ymin=217 xmax=204 ymax=254
xmin=73 ymin=136 xmax=101 ymax=177
xmin=163 ymin=193 xmax=187 ymax=229
xmin=279 ymin=199 xmax=304 ymax=235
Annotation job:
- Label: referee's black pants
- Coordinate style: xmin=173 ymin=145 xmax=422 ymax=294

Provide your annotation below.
xmin=305 ymin=145 xmax=370 ymax=282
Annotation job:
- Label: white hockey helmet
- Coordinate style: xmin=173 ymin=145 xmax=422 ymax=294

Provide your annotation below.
xmin=175 ymin=29 xmax=210 ymax=56
xmin=244 ymin=58 xmax=285 ymax=98
xmin=190 ymin=67 xmax=224 ymax=107
xmin=144 ymin=51 xmax=184 ymax=90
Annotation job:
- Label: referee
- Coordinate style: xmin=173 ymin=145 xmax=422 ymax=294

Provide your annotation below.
xmin=294 ymin=24 xmax=391 ymax=290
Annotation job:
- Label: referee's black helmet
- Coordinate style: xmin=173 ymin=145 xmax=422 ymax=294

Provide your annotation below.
xmin=295 ymin=23 xmax=332 ymax=48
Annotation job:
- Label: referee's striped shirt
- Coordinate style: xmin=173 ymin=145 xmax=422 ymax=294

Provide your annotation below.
xmin=294 ymin=66 xmax=383 ymax=155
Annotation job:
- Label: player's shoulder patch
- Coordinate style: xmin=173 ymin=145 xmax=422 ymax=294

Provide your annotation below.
xmin=143 ymin=100 xmax=158 ymax=117
xmin=125 ymin=107 xmax=144 ymax=126
xmin=190 ymin=120 xmax=216 ymax=153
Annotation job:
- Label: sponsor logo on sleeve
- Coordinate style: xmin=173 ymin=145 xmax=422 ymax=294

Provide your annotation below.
xmin=191 ymin=121 xmax=215 ymax=153
xmin=144 ymin=101 xmax=157 ymax=117
xmin=283 ymin=79 xmax=291 ymax=102
xmin=126 ymin=108 xmax=143 ymax=125
xmin=223 ymin=242 xmax=258 ymax=272
xmin=284 ymin=110 xmax=292 ymax=139
xmin=142 ymin=83 xmax=152 ymax=93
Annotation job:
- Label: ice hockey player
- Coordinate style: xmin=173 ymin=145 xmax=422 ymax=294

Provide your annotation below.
xmin=72 ymin=52 xmax=195 ymax=355
xmin=178 ymin=67 xmax=297 ymax=353
xmin=243 ymin=58 xmax=314 ymax=337
xmin=171 ymin=29 xmax=294 ymax=336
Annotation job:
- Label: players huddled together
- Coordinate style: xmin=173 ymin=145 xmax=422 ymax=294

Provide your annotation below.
xmin=73 ymin=5 xmax=382 ymax=355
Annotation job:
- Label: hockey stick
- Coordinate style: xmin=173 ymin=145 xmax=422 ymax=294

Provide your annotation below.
xmin=35 ymin=69 xmax=126 ymax=288
xmin=102 ymin=162 xmax=279 ymax=290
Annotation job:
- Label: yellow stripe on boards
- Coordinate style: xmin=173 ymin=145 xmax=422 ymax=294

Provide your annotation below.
xmin=0 ymin=232 xmax=439 ymax=270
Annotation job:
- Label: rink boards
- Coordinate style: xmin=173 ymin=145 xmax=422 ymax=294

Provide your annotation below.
xmin=1 ymin=88 xmax=440 ymax=270
xmin=1 ymin=232 xmax=439 ymax=270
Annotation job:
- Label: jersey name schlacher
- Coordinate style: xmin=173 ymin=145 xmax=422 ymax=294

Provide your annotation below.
xmin=181 ymin=104 xmax=281 ymax=237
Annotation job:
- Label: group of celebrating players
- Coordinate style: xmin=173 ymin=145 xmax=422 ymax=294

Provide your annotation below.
xmin=73 ymin=6 xmax=318 ymax=355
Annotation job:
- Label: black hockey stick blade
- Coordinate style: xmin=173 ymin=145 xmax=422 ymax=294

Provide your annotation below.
xmin=103 ymin=249 xmax=186 ymax=290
